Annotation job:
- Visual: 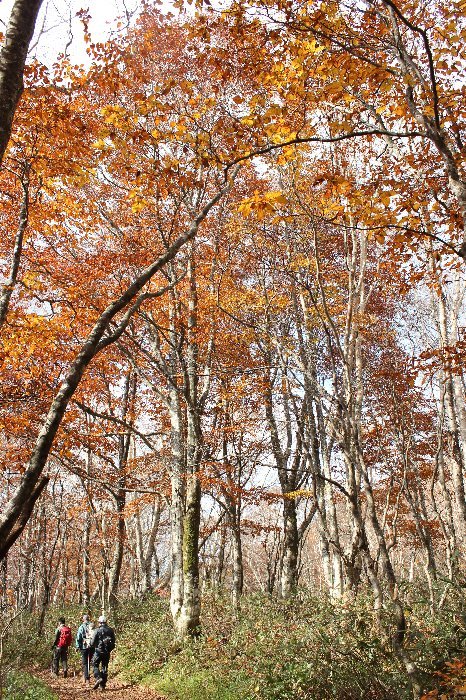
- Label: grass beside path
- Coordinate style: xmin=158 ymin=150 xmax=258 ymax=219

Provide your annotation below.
xmin=4 ymin=670 xmax=58 ymax=700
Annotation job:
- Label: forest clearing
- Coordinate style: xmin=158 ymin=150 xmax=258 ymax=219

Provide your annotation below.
xmin=0 ymin=0 xmax=466 ymax=698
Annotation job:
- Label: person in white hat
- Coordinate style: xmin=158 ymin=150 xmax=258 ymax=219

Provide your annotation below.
xmin=90 ymin=615 xmax=116 ymax=691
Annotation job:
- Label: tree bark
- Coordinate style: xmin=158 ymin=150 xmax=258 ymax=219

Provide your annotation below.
xmin=0 ymin=0 xmax=44 ymax=165
xmin=177 ymin=473 xmax=201 ymax=637
xmin=280 ymin=499 xmax=299 ymax=598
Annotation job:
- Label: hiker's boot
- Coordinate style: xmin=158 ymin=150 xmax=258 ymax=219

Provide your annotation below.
xmin=93 ymin=678 xmax=103 ymax=690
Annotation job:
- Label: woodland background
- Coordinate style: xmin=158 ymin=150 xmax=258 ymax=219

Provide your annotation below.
xmin=0 ymin=0 xmax=466 ymax=698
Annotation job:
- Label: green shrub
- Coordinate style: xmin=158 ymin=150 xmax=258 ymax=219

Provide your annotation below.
xmin=217 ymin=594 xmax=406 ymax=700
xmin=3 ymin=671 xmax=57 ymax=700
xmin=113 ymin=594 xmax=175 ymax=683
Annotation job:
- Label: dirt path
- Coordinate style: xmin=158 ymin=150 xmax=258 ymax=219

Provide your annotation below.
xmin=35 ymin=670 xmax=166 ymax=700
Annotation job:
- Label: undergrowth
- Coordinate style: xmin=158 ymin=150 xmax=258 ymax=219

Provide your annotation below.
xmin=114 ymin=587 xmax=466 ymax=700
xmin=1 ymin=586 xmax=465 ymax=700
xmin=3 ymin=671 xmax=58 ymax=700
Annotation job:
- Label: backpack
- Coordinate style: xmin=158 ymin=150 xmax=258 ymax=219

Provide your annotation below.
xmin=82 ymin=623 xmax=93 ymax=650
xmin=58 ymin=625 xmax=72 ymax=648
xmin=97 ymin=628 xmax=115 ymax=654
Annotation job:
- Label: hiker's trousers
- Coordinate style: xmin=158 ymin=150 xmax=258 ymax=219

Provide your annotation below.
xmin=52 ymin=646 xmax=68 ymax=676
xmin=92 ymin=650 xmax=110 ymax=688
xmin=80 ymin=648 xmax=92 ymax=680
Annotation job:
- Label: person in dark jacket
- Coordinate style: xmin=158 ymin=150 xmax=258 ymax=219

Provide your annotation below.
xmin=91 ymin=615 xmax=116 ymax=691
xmin=75 ymin=614 xmax=94 ymax=684
xmin=51 ymin=617 xmax=71 ymax=677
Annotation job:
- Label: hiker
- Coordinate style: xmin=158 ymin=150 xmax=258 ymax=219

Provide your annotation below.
xmin=75 ymin=613 xmax=94 ymax=684
xmin=51 ymin=617 xmax=72 ymax=677
xmin=90 ymin=615 xmax=116 ymax=691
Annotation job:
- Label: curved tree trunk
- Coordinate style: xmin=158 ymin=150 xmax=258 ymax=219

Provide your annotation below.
xmin=0 ymin=178 xmax=236 ymax=563
xmin=0 ymin=0 xmax=44 ymax=165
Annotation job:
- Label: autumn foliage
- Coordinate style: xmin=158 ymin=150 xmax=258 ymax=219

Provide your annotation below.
xmin=0 ymin=1 xmax=465 ymax=698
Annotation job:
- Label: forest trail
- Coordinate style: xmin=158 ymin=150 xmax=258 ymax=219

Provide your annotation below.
xmin=35 ymin=670 xmax=166 ymax=700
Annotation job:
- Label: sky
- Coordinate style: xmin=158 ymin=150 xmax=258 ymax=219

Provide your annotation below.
xmin=0 ymin=0 xmax=141 ymax=65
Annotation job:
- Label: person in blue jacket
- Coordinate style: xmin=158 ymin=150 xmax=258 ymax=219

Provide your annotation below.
xmin=75 ymin=614 xmax=94 ymax=685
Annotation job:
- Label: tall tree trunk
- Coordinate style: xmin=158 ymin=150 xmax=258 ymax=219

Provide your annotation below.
xmin=108 ymin=372 xmax=134 ymax=607
xmin=82 ymin=513 xmax=91 ymax=607
xmin=280 ymin=499 xmax=299 ymax=598
xmin=434 ymin=260 xmax=466 ymax=544
xmin=230 ymin=508 xmax=243 ymax=607
xmin=108 ymin=492 xmax=126 ymax=608
xmin=177 ymin=473 xmax=201 ymax=637
xmin=169 ymin=354 xmax=187 ymax=632
xmin=215 ymin=521 xmax=226 ymax=589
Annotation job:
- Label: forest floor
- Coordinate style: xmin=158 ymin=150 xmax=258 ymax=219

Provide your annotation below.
xmin=35 ymin=670 xmax=166 ymax=699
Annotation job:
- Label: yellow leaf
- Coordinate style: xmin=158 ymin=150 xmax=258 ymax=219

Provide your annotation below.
xmin=265 ymin=191 xmax=288 ymax=205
